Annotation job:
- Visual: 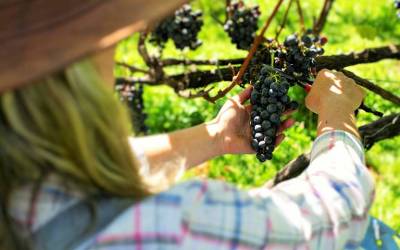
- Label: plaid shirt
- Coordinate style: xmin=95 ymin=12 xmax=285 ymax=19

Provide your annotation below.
xmin=9 ymin=130 xmax=375 ymax=249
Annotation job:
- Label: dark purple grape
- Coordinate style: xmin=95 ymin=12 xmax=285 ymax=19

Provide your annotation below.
xmin=256 ymin=153 xmax=267 ymax=162
xmin=254 ymin=124 xmax=263 ymax=132
xmin=268 ymin=97 xmax=278 ymax=103
xmin=268 ymin=89 xmax=277 ymax=97
xmin=265 ymin=128 xmax=275 ymax=136
xmin=254 ymin=133 xmax=263 ymax=141
xmin=266 ymin=104 xmax=277 ymax=113
xmin=261 ymin=97 xmax=268 ymax=105
xmin=264 ymin=136 xmax=273 ymax=144
xmin=270 ymin=113 xmax=280 ymax=124
xmin=262 ymin=120 xmax=272 ymax=130
xmin=251 ymin=139 xmax=259 ymax=150
xmin=284 ymin=34 xmax=298 ymax=47
xmin=260 ymin=111 xmax=269 ymax=119
xmin=115 ymin=81 xmax=148 ymax=134
xmin=253 ymin=116 xmax=261 ymax=124
xmin=287 ymin=101 xmax=299 ymax=110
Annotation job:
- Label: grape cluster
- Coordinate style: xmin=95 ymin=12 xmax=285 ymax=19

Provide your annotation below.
xmin=250 ymin=67 xmax=298 ymax=162
xmin=272 ymin=31 xmax=326 ymax=82
xmin=224 ymin=2 xmax=260 ymax=50
xmin=150 ymin=17 xmax=173 ymax=46
xmin=395 ymin=0 xmax=400 ymax=18
xmin=115 ymin=81 xmax=148 ymax=134
xmin=150 ymin=4 xmax=203 ymax=50
xmin=247 ymin=32 xmax=326 ymax=162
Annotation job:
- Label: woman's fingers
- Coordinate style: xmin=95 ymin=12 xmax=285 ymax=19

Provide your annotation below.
xmin=275 ymin=134 xmax=286 ymax=146
xmin=276 ymin=118 xmax=295 ymax=135
xmin=282 ymin=108 xmax=297 ymax=116
xmin=232 ymin=86 xmax=253 ymax=104
xmin=244 ymin=104 xmax=252 ymax=113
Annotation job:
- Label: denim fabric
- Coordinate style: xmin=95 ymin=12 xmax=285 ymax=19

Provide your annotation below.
xmin=361 ymin=217 xmax=399 ymax=250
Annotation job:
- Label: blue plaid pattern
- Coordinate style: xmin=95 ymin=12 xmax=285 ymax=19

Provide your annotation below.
xmin=9 ymin=130 xmax=375 ymax=249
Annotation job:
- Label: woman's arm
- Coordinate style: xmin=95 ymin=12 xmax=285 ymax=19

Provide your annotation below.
xmin=305 ymin=69 xmax=365 ymax=139
xmin=89 ymin=69 xmax=375 ymax=249
xmin=177 ymin=70 xmax=374 ymax=249
xmin=130 ymin=121 xmax=222 ymax=190
xmin=130 ymin=87 xmax=294 ymax=190
xmin=92 ymin=131 xmax=374 ymax=249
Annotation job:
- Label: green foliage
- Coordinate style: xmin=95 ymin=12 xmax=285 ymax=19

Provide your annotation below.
xmin=115 ymin=0 xmax=400 ymax=232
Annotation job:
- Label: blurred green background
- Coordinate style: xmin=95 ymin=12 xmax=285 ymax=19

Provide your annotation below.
xmin=115 ymin=0 xmax=400 ymax=231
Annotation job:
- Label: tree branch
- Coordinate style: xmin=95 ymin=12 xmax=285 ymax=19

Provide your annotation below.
xmin=115 ymin=76 xmax=157 ymax=85
xmin=359 ymin=113 xmax=400 ymax=149
xmin=116 ymin=62 xmax=149 ymax=74
xmin=295 ymin=0 xmax=305 ymax=33
xmin=313 ymin=0 xmax=335 ymax=35
xmin=117 ymin=44 xmax=400 ymax=104
xmin=170 ymin=66 xmax=240 ymax=89
xmin=270 ymin=113 xmax=400 ymax=187
xmin=317 ymin=44 xmax=400 ymax=70
xmin=138 ymin=32 xmax=152 ymax=66
xmin=160 ymin=58 xmax=244 ymax=66
xmin=164 ymin=44 xmax=400 ymax=90
xmin=341 ymin=70 xmax=400 ymax=106
xmin=235 ymin=0 xmax=285 ymax=84
xmin=275 ymin=0 xmax=294 ymax=41
xmin=197 ymin=0 xmax=285 ymax=103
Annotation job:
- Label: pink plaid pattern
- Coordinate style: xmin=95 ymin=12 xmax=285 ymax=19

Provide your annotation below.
xmin=10 ymin=131 xmax=375 ymax=250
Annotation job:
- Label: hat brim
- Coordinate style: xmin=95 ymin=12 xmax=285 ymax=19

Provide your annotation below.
xmin=0 ymin=0 xmax=187 ymax=92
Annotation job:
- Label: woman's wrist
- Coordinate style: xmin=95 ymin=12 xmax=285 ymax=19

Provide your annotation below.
xmin=317 ymin=109 xmax=360 ymax=139
xmin=204 ymin=119 xmax=225 ymax=157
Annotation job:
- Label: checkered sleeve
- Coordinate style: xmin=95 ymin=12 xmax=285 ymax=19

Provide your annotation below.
xmin=84 ymin=130 xmax=375 ymax=250
xmin=265 ymin=130 xmax=375 ymax=249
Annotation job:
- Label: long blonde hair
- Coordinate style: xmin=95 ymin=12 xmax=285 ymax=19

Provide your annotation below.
xmin=0 ymin=59 xmax=150 ymax=249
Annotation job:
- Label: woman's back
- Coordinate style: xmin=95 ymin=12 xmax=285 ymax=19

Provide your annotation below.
xmin=10 ymin=128 xmax=373 ymax=249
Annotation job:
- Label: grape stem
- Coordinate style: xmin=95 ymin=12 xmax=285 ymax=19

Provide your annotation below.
xmin=295 ymin=0 xmax=305 ymax=33
xmin=275 ymin=0 xmax=294 ymax=41
xmin=313 ymin=0 xmax=335 ymax=35
xmin=198 ymin=0 xmax=286 ymax=103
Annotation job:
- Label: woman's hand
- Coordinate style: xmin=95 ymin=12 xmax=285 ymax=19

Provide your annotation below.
xmin=305 ymin=69 xmax=365 ymax=137
xmin=211 ymin=86 xmax=296 ymax=155
xmin=305 ymin=69 xmax=365 ymax=115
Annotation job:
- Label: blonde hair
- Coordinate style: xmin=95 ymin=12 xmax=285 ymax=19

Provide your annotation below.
xmin=0 ymin=59 xmax=150 ymax=249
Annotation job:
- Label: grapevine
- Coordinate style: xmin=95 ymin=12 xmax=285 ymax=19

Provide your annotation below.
xmin=224 ymin=1 xmax=261 ymax=50
xmin=116 ymin=1 xmax=399 ymax=165
xmin=115 ymin=80 xmax=148 ymax=135
xmin=250 ymin=69 xmax=298 ymax=162
xmin=150 ymin=4 xmax=203 ymax=50
xmin=248 ymin=31 xmax=326 ymax=162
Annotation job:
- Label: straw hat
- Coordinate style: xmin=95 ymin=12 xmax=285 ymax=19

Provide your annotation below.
xmin=0 ymin=0 xmax=187 ymax=93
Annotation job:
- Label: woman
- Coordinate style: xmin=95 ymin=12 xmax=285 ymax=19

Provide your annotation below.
xmin=0 ymin=1 xmax=373 ymax=249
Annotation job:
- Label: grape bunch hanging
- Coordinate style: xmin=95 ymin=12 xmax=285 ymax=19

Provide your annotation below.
xmin=249 ymin=32 xmax=326 ymax=162
xmin=115 ymin=81 xmax=148 ymax=135
xmin=224 ymin=2 xmax=261 ymax=50
xmin=272 ymin=31 xmax=326 ymax=82
xmin=150 ymin=4 xmax=203 ymax=50
xmin=250 ymin=69 xmax=298 ymax=162
xmin=395 ymin=0 xmax=400 ymax=18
